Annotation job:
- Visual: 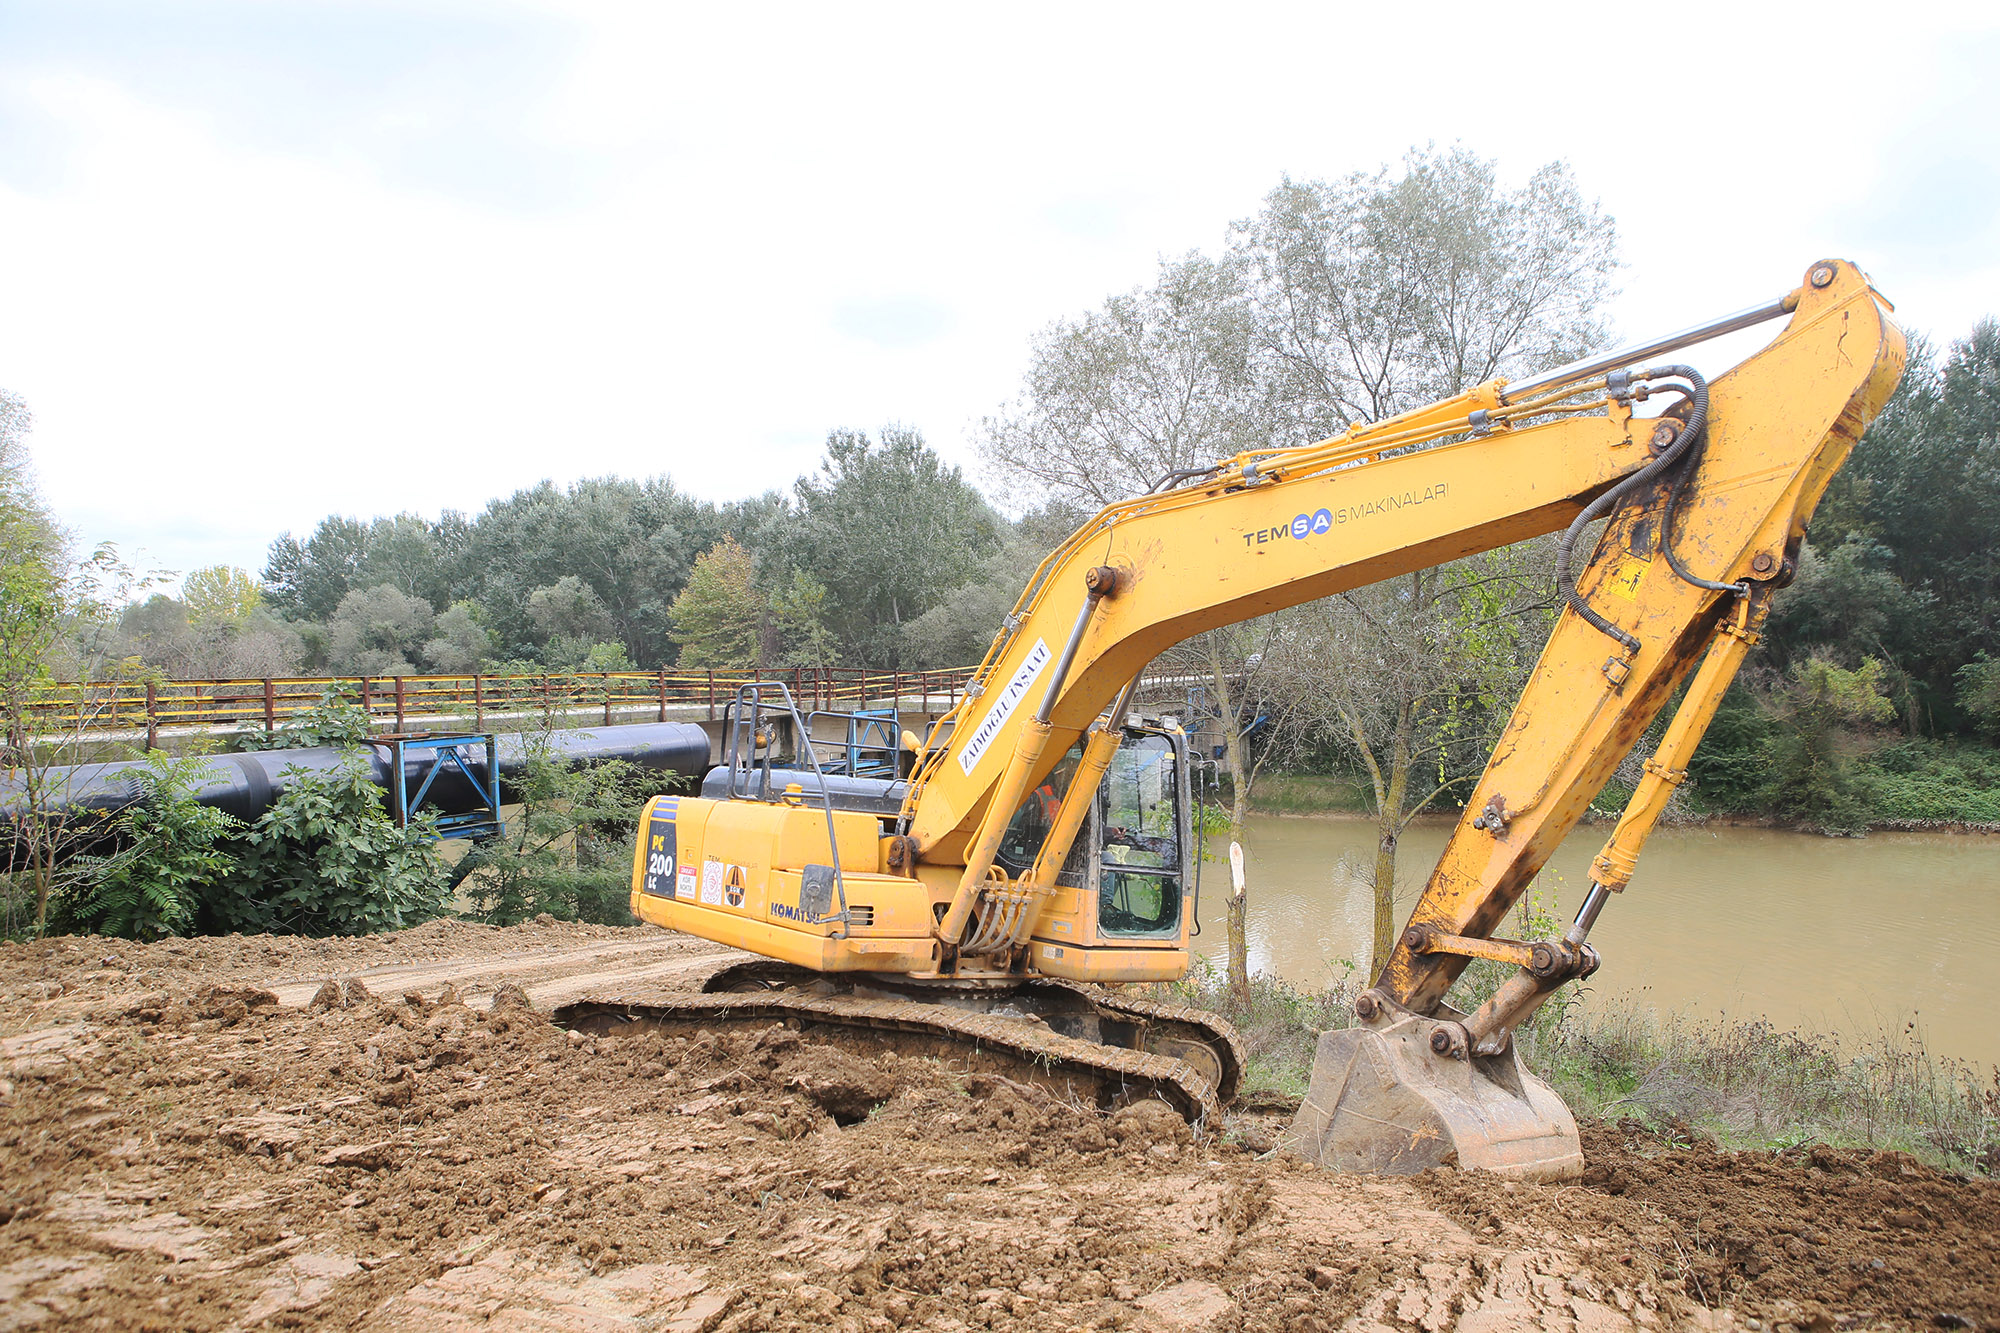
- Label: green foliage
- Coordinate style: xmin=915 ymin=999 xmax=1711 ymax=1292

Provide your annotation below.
xmin=1147 ymin=956 xmax=1360 ymax=1099
xmin=181 ymin=565 xmax=262 ymax=626
xmin=1765 ymin=537 xmax=1929 ymax=678
xmin=526 ymin=576 xmax=616 ymax=643
xmin=540 ymin=637 xmax=636 ymax=673
xmin=1687 ymin=685 xmax=1778 ymax=811
xmin=457 ymin=743 xmax=667 ymax=926
xmin=1757 ymin=656 xmax=1896 ymax=833
xmin=1803 ymin=322 xmax=2000 ymax=722
xmin=1855 ymin=737 xmax=2000 ymax=825
xmin=322 ymin=582 xmax=434 ymax=675
xmin=207 ymin=753 xmax=450 ymax=936
xmin=1955 ymin=654 xmax=2000 ymax=741
xmin=1528 ymin=1003 xmax=2000 ymax=1172
xmin=53 ymin=753 xmax=239 ymax=940
xmin=785 ymin=426 xmax=999 ymax=667
xmin=668 ymin=535 xmax=762 ymax=668
xmin=769 ymin=568 xmax=839 ymax=669
xmin=422 ymin=600 xmax=495 ymax=674
xmin=235 ymin=689 xmax=374 ymax=751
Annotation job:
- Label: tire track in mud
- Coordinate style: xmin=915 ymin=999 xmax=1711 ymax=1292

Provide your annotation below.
xmin=260 ymin=934 xmax=741 ymax=1010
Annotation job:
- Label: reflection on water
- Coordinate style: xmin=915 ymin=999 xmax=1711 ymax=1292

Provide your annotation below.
xmin=1193 ymin=816 xmax=2000 ymax=1071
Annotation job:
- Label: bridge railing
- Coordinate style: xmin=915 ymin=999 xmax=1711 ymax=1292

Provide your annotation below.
xmin=12 ymin=666 xmax=979 ymax=746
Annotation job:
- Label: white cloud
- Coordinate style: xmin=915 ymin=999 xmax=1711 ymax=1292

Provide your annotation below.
xmin=1 ymin=0 xmax=1995 ymax=588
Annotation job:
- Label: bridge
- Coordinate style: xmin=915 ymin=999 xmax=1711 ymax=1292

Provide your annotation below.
xmin=11 ymin=663 xmax=1235 ymax=765
xmin=13 ymin=666 xmax=978 ymax=749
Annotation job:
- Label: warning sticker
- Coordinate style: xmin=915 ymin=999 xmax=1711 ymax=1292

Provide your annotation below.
xmin=676 ymin=864 xmax=698 ymax=900
xmin=700 ymin=859 xmax=725 ymax=906
xmin=1604 ymin=552 xmax=1649 ymax=603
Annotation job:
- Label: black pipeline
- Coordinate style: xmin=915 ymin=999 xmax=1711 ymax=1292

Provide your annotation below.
xmin=0 ymin=722 xmax=712 ymax=867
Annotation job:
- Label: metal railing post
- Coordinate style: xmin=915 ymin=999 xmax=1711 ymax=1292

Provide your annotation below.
xmin=394 ymin=676 xmax=406 ymax=731
xmin=474 ymin=674 xmax=485 ymax=730
xmin=145 ymin=681 xmax=158 ymax=751
xmin=657 ymin=667 xmax=668 ymax=722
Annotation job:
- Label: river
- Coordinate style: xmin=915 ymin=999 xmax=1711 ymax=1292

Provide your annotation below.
xmin=1191 ymin=815 xmax=2000 ymax=1072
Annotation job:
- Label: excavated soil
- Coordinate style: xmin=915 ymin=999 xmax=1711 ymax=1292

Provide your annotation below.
xmin=1 ymin=921 xmax=1995 ymax=1332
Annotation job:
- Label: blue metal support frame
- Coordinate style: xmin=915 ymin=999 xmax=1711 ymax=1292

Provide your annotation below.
xmin=806 ymin=708 xmax=902 ymax=778
xmin=372 ymin=733 xmax=505 ymax=841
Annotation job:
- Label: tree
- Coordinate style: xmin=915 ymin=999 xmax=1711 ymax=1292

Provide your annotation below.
xmin=422 ymin=600 xmax=496 ymax=674
xmin=1235 ymin=145 xmax=1616 ymax=439
xmin=788 ymin=427 xmax=999 ymax=666
xmin=182 ymin=565 xmax=263 ymax=626
xmin=262 ymin=516 xmax=372 ymax=621
xmin=898 ymin=507 xmax=1087 ymax=671
xmin=526 ymin=576 xmax=616 ymax=644
xmin=1268 ymin=552 xmax=1557 ymax=973
xmin=669 ymin=536 xmax=763 ymax=669
xmin=1758 ymin=656 xmax=1897 ymax=833
xmin=456 ymin=476 xmax=753 ymax=665
xmin=769 ymin=569 xmax=840 ymax=670
xmin=1228 ymin=146 xmax=1617 ymax=975
xmin=982 ymin=254 xmax=1260 ymax=505
xmin=1 ymin=389 xmax=161 ymax=930
xmin=1807 ymin=323 xmax=2000 ymax=725
xmin=323 ymin=584 xmax=434 ymax=675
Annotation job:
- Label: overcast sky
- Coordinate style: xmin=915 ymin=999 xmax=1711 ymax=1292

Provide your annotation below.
xmin=2 ymin=0 xmax=1995 ymax=589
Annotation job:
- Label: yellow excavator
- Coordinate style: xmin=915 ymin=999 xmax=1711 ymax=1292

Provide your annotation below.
xmin=564 ymin=259 xmax=1904 ymax=1182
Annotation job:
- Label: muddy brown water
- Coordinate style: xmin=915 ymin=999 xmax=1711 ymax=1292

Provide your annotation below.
xmin=1193 ymin=815 xmax=2000 ymax=1072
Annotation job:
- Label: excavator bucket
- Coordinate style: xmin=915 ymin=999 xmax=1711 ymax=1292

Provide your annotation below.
xmin=1287 ymin=1006 xmax=1582 ymax=1183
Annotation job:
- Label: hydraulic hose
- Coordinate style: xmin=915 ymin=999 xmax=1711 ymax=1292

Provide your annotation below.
xmin=1555 ymin=365 xmax=1714 ymax=651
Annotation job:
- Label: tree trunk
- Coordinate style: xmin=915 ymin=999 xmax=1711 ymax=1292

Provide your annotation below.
xmin=1368 ymin=698 xmax=1415 ymax=978
xmin=1206 ymin=638 xmax=1252 ymax=1005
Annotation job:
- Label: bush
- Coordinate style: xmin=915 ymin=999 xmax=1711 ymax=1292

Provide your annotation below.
xmin=203 ymin=753 xmax=451 ymax=936
xmin=51 ymin=753 xmax=238 ymax=940
xmin=1146 ymin=957 xmax=1361 ymax=1098
xmin=235 ymin=689 xmax=374 ymax=751
xmin=1857 ymin=736 xmax=2000 ymax=825
xmin=457 ymin=742 xmax=683 ymax=927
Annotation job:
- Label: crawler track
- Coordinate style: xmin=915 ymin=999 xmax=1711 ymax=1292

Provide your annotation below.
xmin=555 ymin=990 xmax=1225 ymax=1123
xmin=555 ymin=957 xmax=1245 ymax=1124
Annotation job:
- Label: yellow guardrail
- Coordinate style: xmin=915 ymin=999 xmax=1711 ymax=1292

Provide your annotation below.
xmin=10 ymin=666 xmax=978 ymax=745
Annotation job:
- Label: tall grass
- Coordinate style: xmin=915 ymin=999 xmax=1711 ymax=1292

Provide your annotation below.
xmin=1148 ymin=961 xmax=2000 ymax=1174
xmin=1527 ymin=1003 xmax=2000 ymax=1171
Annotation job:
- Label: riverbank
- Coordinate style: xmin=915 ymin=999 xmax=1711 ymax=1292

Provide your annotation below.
xmin=1150 ymin=964 xmax=2000 ymax=1176
xmin=1240 ymin=748 xmax=2000 ymax=832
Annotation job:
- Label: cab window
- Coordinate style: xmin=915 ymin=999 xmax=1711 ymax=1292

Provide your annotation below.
xmin=1097 ymin=733 xmax=1184 ymax=938
xmin=994 ymin=744 xmax=1082 ymax=876
xmin=1100 ymin=869 xmax=1181 ymax=936
xmin=1100 ymin=734 xmax=1180 ymax=870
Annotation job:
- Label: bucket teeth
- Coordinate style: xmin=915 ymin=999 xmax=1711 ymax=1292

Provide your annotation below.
xmin=1286 ymin=1008 xmax=1582 ymax=1183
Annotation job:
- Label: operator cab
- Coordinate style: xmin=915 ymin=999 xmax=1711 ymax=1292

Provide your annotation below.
xmin=994 ymin=723 xmax=1194 ymax=941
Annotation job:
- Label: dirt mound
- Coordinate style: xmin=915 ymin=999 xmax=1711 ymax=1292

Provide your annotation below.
xmin=1 ymin=923 xmax=1994 ymax=1330
xmin=1413 ymin=1119 xmax=2000 ymax=1328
